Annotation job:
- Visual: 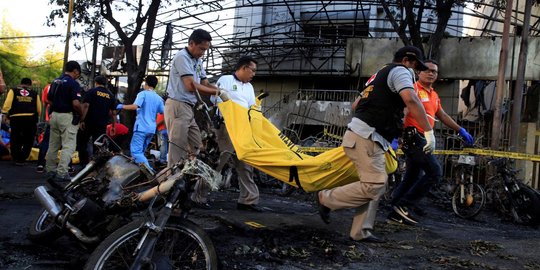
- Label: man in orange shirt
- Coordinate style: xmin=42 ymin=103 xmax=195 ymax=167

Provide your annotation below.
xmin=36 ymin=84 xmax=51 ymax=172
xmin=388 ymin=59 xmax=474 ymax=225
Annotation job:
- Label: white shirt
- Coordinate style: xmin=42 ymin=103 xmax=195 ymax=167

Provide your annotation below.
xmin=215 ymin=74 xmax=256 ymax=109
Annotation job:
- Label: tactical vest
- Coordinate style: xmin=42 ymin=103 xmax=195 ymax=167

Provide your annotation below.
xmin=9 ymin=87 xmax=38 ymax=117
xmin=354 ymin=63 xmax=407 ymax=141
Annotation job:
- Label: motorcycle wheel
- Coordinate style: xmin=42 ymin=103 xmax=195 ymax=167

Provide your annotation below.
xmin=452 ymin=183 xmax=486 ymax=219
xmin=28 ymin=208 xmax=62 ymax=243
xmin=85 ymin=218 xmax=218 ymax=270
xmin=510 ymin=184 xmax=540 ymax=226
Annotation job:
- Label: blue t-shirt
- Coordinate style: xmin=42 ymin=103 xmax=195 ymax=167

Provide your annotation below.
xmin=133 ymin=90 xmax=164 ymax=133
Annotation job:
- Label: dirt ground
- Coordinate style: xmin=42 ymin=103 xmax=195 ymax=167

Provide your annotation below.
xmin=1 ymin=161 xmax=540 ymax=269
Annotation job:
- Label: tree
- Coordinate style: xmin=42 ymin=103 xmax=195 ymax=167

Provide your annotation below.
xmin=46 ymin=0 xmax=223 ymax=129
xmin=0 ymin=17 xmax=31 ymax=87
xmin=0 ymin=18 xmax=62 ymax=90
xmin=380 ymin=0 xmax=488 ymax=60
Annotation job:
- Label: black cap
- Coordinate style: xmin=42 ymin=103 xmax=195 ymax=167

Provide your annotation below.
xmin=394 ymin=46 xmax=428 ymax=71
xmin=94 ymin=75 xmax=107 ymax=86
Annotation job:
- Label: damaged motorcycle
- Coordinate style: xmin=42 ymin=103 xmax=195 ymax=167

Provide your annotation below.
xmin=29 ymin=134 xmax=157 ymax=246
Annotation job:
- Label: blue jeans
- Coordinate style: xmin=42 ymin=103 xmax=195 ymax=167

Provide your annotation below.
xmin=159 ymin=130 xmax=168 ymax=163
xmin=391 ymin=137 xmax=442 ymax=208
xmin=130 ymin=131 xmax=154 ymax=167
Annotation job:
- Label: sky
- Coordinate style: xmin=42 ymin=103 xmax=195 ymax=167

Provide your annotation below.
xmin=0 ymin=0 xmax=87 ymax=61
xmin=0 ymin=0 xmax=236 ymax=64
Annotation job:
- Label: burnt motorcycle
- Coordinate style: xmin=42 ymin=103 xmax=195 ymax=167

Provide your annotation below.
xmin=29 ymin=134 xmax=157 ymax=246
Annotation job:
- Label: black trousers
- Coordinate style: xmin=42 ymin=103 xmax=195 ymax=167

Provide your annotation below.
xmin=37 ymin=124 xmax=50 ymax=166
xmin=76 ymin=124 xmax=106 ymax=166
xmin=10 ymin=116 xmax=37 ymax=163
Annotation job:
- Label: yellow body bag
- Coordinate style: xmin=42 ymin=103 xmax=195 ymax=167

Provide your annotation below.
xmin=218 ymin=101 xmax=396 ymax=192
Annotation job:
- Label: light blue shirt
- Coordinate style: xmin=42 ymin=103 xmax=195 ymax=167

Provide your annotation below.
xmin=133 ymin=89 xmax=164 ymax=133
xmin=166 ymin=48 xmax=207 ymax=105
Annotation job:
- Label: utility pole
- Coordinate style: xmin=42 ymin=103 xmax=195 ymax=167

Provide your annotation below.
xmin=90 ymin=19 xmax=100 ymax=88
xmin=510 ymin=0 xmax=533 ymax=150
xmin=491 ymin=0 xmax=514 ymax=150
xmin=63 ymin=0 xmax=75 ymax=69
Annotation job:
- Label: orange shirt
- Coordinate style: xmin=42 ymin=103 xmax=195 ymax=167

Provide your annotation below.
xmin=42 ymin=84 xmax=51 ymax=122
xmin=156 ymin=113 xmax=166 ymax=132
xmin=403 ymin=81 xmax=441 ymax=134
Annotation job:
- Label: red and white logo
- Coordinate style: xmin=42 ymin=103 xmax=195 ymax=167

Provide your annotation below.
xmin=365 ymin=72 xmax=378 ymax=86
xmin=19 ymin=89 xmax=30 ymax=96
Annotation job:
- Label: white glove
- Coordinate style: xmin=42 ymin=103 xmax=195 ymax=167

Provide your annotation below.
xmin=423 ymin=129 xmax=436 ymax=154
xmin=218 ymin=89 xmax=230 ymax=102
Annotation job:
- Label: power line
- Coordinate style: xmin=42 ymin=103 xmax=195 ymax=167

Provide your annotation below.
xmin=0 ymin=34 xmax=62 ymax=40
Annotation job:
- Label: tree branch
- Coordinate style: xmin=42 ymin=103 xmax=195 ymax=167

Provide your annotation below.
xmin=380 ymin=0 xmax=410 ymax=45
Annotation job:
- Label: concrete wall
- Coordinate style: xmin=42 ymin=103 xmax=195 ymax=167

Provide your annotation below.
xmin=346 ymin=37 xmax=540 ymax=80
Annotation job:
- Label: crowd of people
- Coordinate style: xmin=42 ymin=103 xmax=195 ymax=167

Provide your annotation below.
xmin=0 ymin=29 xmax=477 ymax=243
xmin=0 ymin=29 xmax=263 ymax=214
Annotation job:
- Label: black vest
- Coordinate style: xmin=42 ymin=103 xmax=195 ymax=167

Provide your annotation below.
xmin=354 ymin=63 xmax=408 ymax=141
xmin=9 ymin=87 xmax=38 ymax=117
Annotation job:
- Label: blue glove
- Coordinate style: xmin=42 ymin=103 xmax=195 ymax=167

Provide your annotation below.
xmin=458 ymin=128 xmax=474 ymax=146
xmin=116 ymin=104 xmax=123 ymax=110
xmin=390 ymin=138 xmax=399 ymax=151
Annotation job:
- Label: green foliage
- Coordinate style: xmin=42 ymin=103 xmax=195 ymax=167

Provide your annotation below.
xmin=0 ymin=18 xmax=63 ymax=90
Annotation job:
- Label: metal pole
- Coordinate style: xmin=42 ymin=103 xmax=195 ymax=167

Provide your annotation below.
xmin=491 ymin=0 xmax=514 ymax=150
xmin=62 ymin=0 xmax=75 ymax=69
xmin=510 ymin=0 xmax=533 ymax=150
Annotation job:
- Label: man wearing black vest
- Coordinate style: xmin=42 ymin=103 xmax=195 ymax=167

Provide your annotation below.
xmin=45 ymin=61 xmax=83 ymax=182
xmin=77 ymin=75 xmax=117 ymax=168
xmin=315 ymin=46 xmax=435 ymax=243
xmin=1 ymin=78 xmax=41 ymax=165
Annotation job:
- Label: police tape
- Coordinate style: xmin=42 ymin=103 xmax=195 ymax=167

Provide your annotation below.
xmin=298 ymin=146 xmax=540 ymax=162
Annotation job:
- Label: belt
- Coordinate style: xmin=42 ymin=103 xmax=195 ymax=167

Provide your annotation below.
xmin=170 ymin=98 xmax=194 ymax=108
xmin=182 ymin=101 xmax=195 ymax=108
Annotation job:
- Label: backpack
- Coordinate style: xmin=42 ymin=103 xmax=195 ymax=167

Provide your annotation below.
xmin=47 ymin=78 xmax=66 ymax=104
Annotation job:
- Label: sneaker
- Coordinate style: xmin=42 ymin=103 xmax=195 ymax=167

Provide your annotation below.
xmin=54 ymin=174 xmax=71 ymax=182
xmin=36 ymin=165 xmax=45 ymax=173
xmin=350 ymin=234 xmax=386 ymax=244
xmin=386 ymin=211 xmax=416 ymax=226
xmin=45 ymin=171 xmax=57 ymax=179
xmin=393 ymin=205 xmax=419 ymax=224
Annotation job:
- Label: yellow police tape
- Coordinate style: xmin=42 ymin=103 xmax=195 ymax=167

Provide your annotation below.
xmin=299 ymin=146 xmax=540 ymax=162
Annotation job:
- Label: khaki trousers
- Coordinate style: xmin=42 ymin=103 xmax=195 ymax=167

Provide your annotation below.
xmin=164 ymin=99 xmax=207 ymax=202
xmin=319 ymin=130 xmax=387 ymax=240
xmin=45 ymin=112 xmax=78 ymax=177
xmin=216 ymin=126 xmax=259 ymax=205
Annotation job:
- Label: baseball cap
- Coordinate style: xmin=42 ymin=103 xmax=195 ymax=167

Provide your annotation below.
xmin=394 ymin=46 xmax=428 ymax=71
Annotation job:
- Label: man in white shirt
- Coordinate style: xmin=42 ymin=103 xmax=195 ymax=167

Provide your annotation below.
xmin=215 ymin=56 xmax=262 ymax=212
